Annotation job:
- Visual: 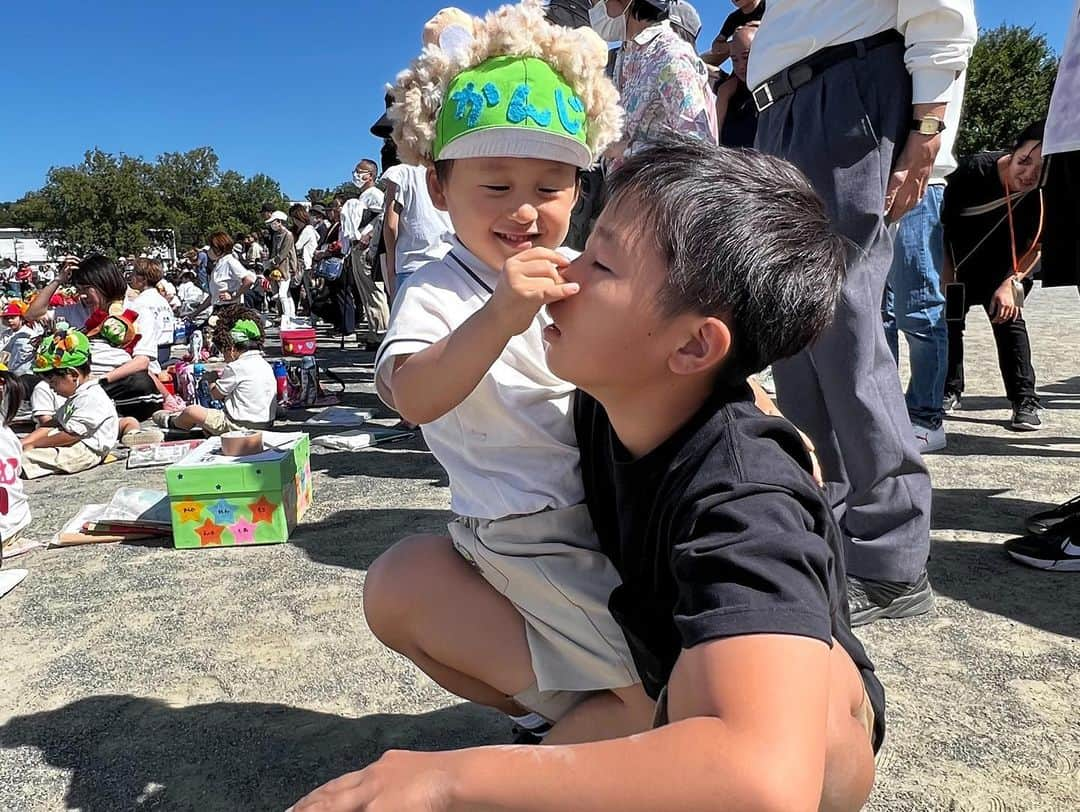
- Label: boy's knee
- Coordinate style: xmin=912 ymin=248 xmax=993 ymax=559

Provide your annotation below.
xmin=363 ymin=534 xmax=447 ymax=645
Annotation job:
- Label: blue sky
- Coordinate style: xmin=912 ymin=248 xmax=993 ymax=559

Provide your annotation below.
xmin=1 ymin=0 xmax=1070 ymax=202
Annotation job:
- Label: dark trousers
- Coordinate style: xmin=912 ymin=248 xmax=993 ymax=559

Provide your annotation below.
xmin=755 ymin=39 xmax=932 ymax=582
xmin=945 ymin=277 xmax=1036 ymax=404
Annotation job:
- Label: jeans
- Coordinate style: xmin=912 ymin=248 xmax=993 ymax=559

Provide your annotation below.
xmin=881 ymin=185 xmax=947 ymax=430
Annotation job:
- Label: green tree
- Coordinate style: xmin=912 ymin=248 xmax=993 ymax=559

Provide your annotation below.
xmin=4 ymin=147 xmax=286 ymax=256
xmin=957 ymin=25 xmax=1059 ymax=156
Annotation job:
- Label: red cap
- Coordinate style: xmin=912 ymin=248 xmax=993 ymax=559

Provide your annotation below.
xmin=2 ymin=302 xmax=24 ymax=317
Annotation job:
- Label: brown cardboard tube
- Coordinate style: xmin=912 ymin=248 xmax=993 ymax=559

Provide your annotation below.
xmin=221 ymin=430 xmax=263 ymax=456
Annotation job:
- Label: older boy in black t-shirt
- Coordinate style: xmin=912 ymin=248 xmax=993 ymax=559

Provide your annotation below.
xmin=293 ymin=134 xmax=882 ymax=812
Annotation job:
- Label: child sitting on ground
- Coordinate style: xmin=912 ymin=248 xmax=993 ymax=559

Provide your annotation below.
xmin=20 ymin=328 xmax=119 ymax=480
xmin=364 ymin=2 xmax=649 ymax=743
xmin=0 ymin=301 xmax=39 ymax=377
xmin=295 ymin=134 xmax=883 ymax=812
xmin=0 ymin=363 xmax=31 ymax=572
xmin=152 ymin=305 xmax=276 ymax=435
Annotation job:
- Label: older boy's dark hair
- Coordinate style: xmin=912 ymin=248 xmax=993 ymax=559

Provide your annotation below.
xmin=606 ymin=133 xmax=847 ymax=379
xmin=212 ymin=304 xmax=264 ymax=353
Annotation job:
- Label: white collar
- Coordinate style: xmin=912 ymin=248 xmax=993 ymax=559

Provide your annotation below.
xmin=629 ymin=20 xmax=670 ymax=47
xmin=447 ymin=236 xmax=499 ymax=293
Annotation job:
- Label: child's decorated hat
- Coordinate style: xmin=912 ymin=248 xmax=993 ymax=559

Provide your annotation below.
xmin=34 ymin=327 xmax=91 ymax=372
xmin=391 ymin=0 xmax=622 ymax=169
xmin=87 ymin=308 xmax=139 ymax=349
xmin=229 ymin=319 xmax=262 ymax=343
xmin=1 ymin=301 xmax=26 ymax=317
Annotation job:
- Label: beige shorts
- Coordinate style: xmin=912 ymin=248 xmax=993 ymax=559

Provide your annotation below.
xmin=22 ymin=440 xmax=105 ymax=480
xmin=449 ymin=504 xmax=640 ymax=720
xmin=202 ymin=409 xmax=244 ymax=436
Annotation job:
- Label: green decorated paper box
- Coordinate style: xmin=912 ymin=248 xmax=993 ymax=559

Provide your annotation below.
xmin=165 ymin=433 xmax=313 ymax=548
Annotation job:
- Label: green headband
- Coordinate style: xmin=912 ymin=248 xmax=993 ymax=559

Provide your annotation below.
xmin=229 ymin=319 xmax=261 ymax=342
xmin=434 ymin=56 xmax=591 ymax=168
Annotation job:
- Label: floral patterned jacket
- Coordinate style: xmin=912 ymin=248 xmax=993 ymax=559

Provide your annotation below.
xmin=611 ymin=21 xmax=718 ymax=172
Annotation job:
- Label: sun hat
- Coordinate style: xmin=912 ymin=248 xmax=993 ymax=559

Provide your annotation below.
xmin=34 ymin=328 xmax=91 ymax=372
xmin=229 ymin=319 xmax=262 ymax=343
xmin=391 ymin=0 xmax=622 ymax=169
xmin=268 ymin=210 xmax=288 ymax=222
xmin=668 ymin=1 xmax=702 ymax=42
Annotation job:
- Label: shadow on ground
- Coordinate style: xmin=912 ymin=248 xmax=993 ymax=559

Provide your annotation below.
xmin=936 ymin=429 xmax=1080 ymax=458
xmin=0 ymin=697 xmax=504 ymax=812
xmin=930 ymin=487 xmax=1056 ymax=535
xmin=929 ymin=538 xmax=1080 ymax=639
xmin=292 ymin=507 xmax=453 ymax=570
xmin=308 ymin=438 xmax=446 ymax=486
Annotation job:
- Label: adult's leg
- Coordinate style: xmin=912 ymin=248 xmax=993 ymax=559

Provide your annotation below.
xmin=881 ymin=276 xmax=899 ymax=363
xmin=944 ymin=301 xmax=968 ymax=398
xmin=892 ymin=185 xmax=948 ymax=429
xmin=986 ymin=282 xmax=1037 ymax=404
xmin=756 ymin=43 xmax=931 ymax=582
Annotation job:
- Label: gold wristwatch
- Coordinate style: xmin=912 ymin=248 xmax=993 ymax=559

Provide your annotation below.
xmin=912 ymin=115 xmax=947 ymax=135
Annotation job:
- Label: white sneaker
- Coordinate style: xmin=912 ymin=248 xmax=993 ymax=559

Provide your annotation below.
xmin=913 ymin=425 xmax=946 ymax=454
xmin=0 ymin=569 xmax=27 ymax=599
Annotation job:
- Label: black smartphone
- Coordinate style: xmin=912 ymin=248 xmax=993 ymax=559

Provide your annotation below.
xmin=945 ymin=283 xmax=966 ymax=322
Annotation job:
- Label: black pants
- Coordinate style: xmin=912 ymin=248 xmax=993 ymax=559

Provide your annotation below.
xmin=102 ymin=372 xmax=163 ymax=420
xmin=945 ymin=277 xmax=1036 ymax=404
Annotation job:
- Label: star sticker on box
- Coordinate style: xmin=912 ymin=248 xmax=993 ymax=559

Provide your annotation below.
xmin=229 ymin=517 xmax=256 ymax=544
xmin=208 ymin=499 xmax=237 ymax=525
xmin=174 ymin=499 xmax=204 ymax=523
xmin=195 ymin=519 xmax=225 ymax=546
xmin=249 ymin=495 xmax=277 ymax=524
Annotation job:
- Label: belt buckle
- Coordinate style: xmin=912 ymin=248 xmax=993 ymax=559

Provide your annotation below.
xmin=752 ymin=83 xmax=774 ymax=113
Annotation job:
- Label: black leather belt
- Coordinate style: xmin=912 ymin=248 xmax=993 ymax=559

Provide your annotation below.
xmin=752 ymin=29 xmax=904 ymax=113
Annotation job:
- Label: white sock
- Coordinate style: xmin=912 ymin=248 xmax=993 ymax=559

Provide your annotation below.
xmin=509 ymin=712 xmax=550 ymax=731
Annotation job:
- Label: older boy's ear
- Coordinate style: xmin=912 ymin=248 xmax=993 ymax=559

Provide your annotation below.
xmin=426 ymin=167 xmax=449 ymax=212
xmin=668 ymin=317 xmax=732 ymax=377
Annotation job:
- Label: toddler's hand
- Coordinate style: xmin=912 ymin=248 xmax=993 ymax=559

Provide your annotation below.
xmin=489 ymin=247 xmax=578 ymax=335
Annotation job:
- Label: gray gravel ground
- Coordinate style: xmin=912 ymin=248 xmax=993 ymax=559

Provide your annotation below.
xmin=1 ymin=286 xmax=1078 ymax=811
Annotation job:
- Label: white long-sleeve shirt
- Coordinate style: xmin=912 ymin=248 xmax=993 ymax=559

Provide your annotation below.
xmin=748 ymin=0 xmax=976 ymax=105
xmin=295 ymin=224 xmax=319 ymax=270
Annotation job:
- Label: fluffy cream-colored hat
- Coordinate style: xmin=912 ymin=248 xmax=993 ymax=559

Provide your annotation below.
xmin=390 ymin=0 xmax=623 ymax=168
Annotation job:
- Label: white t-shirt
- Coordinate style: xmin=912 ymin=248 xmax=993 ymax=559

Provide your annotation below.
xmin=89 ymin=339 xmax=136 ymax=378
xmin=56 ymin=380 xmax=119 ymax=455
xmin=177 ymin=281 xmax=206 ymax=313
xmin=341 ymin=188 xmax=386 ymax=246
xmin=382 ymin=164 xmax=453 ymax=279
xmin=211 ymin=254 xmax=256 ymax=306
xmin=374 ymin=237 xmax=582 ymax=520
xmin=215 ymin=350 xmax=276 ymax=427
xmin=131 ymin=287 xmax=176 ymax=373
xmin=0 ymin=425 xmax=31 ymax=542
xmin=296 ymin=224 xmax=320 ymax=270
xmin=31 ymin=383 xmax=64 ymax=420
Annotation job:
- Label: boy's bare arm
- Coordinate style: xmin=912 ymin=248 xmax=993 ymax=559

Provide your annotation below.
xmin=21 ymin=427 xmax=80 ymax=450
xmin=390 ymin=248 xmax=578 ymax=425
xmin=293 ymin=635 xmax=837 ymax=812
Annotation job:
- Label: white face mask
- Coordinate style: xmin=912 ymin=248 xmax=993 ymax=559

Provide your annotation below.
xmin=352 ymin=171 xmax=372 ymax=188
xmin=589 ymin=2 xmax=627 ymax=43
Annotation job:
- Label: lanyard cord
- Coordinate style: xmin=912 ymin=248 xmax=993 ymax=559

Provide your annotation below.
xmin=1004 ymin=172 xmax=1045 ymax=277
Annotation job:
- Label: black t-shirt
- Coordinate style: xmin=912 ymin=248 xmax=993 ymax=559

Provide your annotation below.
xmin=942 ymin=151 xmax=1042 ymax=288
xmin=717 ymin=0 xmax=766 ymax=43
xmin=575 ymin=385 xmax=885 ymax=750
xmin=720 ymin=82 xmax=758 ymax=148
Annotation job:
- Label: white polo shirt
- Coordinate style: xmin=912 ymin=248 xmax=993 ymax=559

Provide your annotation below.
xmin=56 ymin=380 xmax=119 ymax=455
xmin=216 ymin=350 xmax=276 ymax=427
xmin=374 ymin=237 xmax=583 ymax=520
xmin=211 ymin=254 xmax=256 ymax=306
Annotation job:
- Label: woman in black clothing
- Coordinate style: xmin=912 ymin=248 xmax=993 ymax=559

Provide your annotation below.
xmin=941 ymin=121 xmax=1046 ymax=431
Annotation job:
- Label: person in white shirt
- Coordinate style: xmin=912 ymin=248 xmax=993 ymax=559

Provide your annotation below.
xmin=380 ymin=163 xmax=452 ymax=301
xmin=129 ymin=258 xmax=176 ymax=371
xmin=153 ymin=307 xmax=276 ymax=435
xmin=191 ymin=232 xmax=258 ymax=317
xmin=20 ymin=328 xmax=119 ymax=479
xmin=337 ymin=162 xmax=390 ymax=345
xmin=0 ymin=367 xmax=31 ymax=556
xmin=175 ymin=271 xmax=205 ymax=317
xmin=748 ymin=0 xmax=977 ymax=625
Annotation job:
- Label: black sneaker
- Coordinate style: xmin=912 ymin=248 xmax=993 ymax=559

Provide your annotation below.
xmin=847 ymin=570 xmax=935 ymax=627
xmin=1009 ymin=398 xmax=1042 ymax=431
xmin=1004 ymin=518 xmax=1080 ymax=572
xmin=942 ymin=391 xmax=962 ymax=412
xmin=510 ymin=722 xmax=552 ymax=745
